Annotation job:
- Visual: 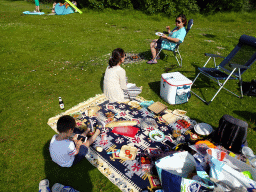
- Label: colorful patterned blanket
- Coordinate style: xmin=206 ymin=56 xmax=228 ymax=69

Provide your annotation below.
xmin=47 ymin=94 xmax=197 ymax=192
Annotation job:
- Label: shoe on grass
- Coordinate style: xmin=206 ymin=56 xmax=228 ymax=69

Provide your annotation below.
xmin=39 ymin=179 xmax=51 ymax=192
xmin=147 ymin=60 xmax=157 ymax=64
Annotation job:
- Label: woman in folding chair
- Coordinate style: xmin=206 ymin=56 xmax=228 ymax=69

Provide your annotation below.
xmin=147 ymin=14 xmax=187 ymax=64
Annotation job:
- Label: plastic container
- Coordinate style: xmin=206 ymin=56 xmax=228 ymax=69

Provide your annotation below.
xmin=241 ymin=145 xmax=256 ymax=168
xmin=242 ymin=145 xmax=255 ymax=157
xmin=160 ymin=72 xmax=192 ymax=105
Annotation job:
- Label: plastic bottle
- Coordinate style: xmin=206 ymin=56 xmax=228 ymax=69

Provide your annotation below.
xmin=52 ymin=183 xmax=79 ymax=192
xmin=241 ymin=145 xmax=256 ymax=168
xmin=59 ymin=97 xmax=64 ymax=110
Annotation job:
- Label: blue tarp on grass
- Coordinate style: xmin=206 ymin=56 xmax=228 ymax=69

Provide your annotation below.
xmin=23 ymin=11 xmax=45 ymax=15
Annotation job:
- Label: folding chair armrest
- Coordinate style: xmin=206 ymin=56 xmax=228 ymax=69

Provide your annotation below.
xmin=229 ymin=63 xmax=250 ymax=69
xmin=177 ymin=40 xmax=182 ymax=45
xmin=205 ymin=53 xmax=225 ymax=59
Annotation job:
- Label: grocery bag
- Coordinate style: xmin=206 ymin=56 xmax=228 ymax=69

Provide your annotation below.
xmin=155 ymin=151 xmax=215 ymax=192
xmin=209 ymin=155 xmax=256 ymax=191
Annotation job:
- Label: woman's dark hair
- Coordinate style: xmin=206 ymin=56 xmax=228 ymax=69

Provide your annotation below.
xmin=177 ymin=14 xmax=187 ymax=27
xmin=57 ymin=115 xmax=76 ymax=133
xmin=109 ymin=48 xmax=125 ymax=68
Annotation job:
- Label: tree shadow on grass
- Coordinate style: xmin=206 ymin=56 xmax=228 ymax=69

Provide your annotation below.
xmin=233 ymin=110 xmax=256 ymax=131
xmin=43 ymin=140 xmax=95 ymax=191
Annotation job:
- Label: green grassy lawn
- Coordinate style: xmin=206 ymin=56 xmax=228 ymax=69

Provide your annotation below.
xmin=0 ymin=0 xmax=256 ymax=191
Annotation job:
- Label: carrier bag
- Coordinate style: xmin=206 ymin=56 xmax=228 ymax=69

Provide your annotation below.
xmin=211 ymin=114 xmax=248 ymax=154
xmin=155 ymin=151 xmax=216 ymax=192
xmin=209 ymin=156 xmax=256 ymax=191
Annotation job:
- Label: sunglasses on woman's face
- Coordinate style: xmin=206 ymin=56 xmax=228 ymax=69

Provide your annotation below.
xmin=175 ymin=20 xmax=181 ymax=24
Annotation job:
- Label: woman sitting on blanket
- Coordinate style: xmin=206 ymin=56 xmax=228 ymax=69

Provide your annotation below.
xmin=103 ymin=48 xmax=129 ymax=103
xmin=147 ymin=14 xmax=187 ymax=64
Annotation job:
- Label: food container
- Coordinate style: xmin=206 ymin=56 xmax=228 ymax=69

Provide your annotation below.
xmin=160 ymin=72 xmax=192 ymax=105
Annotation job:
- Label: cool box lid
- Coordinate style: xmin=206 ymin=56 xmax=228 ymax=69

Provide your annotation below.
xmin=162 ymin=72 xmax=192 ymax=86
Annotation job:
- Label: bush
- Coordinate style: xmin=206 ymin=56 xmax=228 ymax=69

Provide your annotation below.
xmin=39 ymin=0 xmax=251 ymax=14
xmin=196 ymin=0 xmax=247 ymax=13
xmin=247 ymin=0 xmax=256 ymax=11
xmin=80 ymin=0 xmax=133 ymax=10
xmin=80 ymin=0 xmax=199 ymax=16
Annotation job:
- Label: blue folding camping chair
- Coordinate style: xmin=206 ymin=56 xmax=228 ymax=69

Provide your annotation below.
xmin=153 ymin=19 xmax=193 ymax=67
xmin=191 ymin=34 xmax=256 ymax=105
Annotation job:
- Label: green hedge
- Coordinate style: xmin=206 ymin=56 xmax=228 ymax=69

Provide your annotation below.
xmin=37 ymin=0 xmax=255 ymax=14
xmin=81 ymin=0 xmax=132 ymax=9
xmin=196 ymin=0 xmax=248 ymax=13
xmin=80 ymin=0 xmax=199 ymax=16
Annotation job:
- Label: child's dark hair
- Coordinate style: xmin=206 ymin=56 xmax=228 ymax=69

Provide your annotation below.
xmin=109 ymin=48 xmax=125 ymax=68
xmin=57 ymin=115 xmax=76 ymax=133
xmin=177 ymin=14 xmax=187 ymax=27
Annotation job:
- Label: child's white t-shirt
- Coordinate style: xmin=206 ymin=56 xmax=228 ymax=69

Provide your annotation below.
xmin=49 ymin=135 xmax=77 ymax=167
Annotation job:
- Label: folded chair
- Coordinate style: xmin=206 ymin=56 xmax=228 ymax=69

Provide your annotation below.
xmin=191 ymin=34 xmax=256 ymax=105
xmin=154 ymin=19 xmax=193 ymax=67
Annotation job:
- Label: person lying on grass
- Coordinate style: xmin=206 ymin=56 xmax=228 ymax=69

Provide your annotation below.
xmin=49 ymin=115 xmax=101 ymax=167
xmin=147 ymin=14 xmax=187 ymax=64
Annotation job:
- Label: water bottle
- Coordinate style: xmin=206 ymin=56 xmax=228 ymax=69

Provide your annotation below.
xmin=241 ymin=145 xmax=256 ymax=168
xmin=52 ymin=183 xmax=79 ymax=192
xmin=59 ymin=97 xmax=64 ymax=110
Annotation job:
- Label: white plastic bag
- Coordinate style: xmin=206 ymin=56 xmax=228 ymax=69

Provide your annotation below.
xmin=155 ymin=151 xmax=215 ymax=192
xmin=156 ymin=151 xmax=196 ymax=178
xmin=209 ymin=156 xmax=256 ymax=191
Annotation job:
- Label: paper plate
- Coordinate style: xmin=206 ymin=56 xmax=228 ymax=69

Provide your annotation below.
xmin=119 ymin=145 xmax=137 ymax=160
xmin=194 ymin=123 xmax=213 ymax=136
xmin=155 ymin=32 xmax=164 ymax=36
xmin=149 ymin=130 xmax=165 ymax=142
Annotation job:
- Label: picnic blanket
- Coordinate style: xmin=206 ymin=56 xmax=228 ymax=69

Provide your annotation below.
xmin=47 ymin=94 xmax=197 ymax=192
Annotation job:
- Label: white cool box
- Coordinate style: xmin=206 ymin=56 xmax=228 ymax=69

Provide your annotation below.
xmin=160 ymin=72 xmax=192 ymax=105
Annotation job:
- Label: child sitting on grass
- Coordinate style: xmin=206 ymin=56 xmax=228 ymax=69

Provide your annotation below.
xmin=49 ymin=115 xmax=101 ymax=167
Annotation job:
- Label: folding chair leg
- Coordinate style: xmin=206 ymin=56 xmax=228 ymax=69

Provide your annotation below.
xmin=153 ymin=48 xmax=163 ymax=61
xmin=206 ymin=57 xmax=212 ymax=66
xmin=192 ymin=71 xmax=201 ymax=84
xmin=191 ymin=72 xmax=212 ymax=104
xmin=191 ymin=68 xmax=240 ymax=105
xmin=174 ymin=50 xmax=182 ymax=67
xmin=203 ymin=56 xmax=218 ymax=68
xmin=210 ymin=77 xmax=232 ymax=102
xmin=238 ymin=68 xmax=243 ymax=98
